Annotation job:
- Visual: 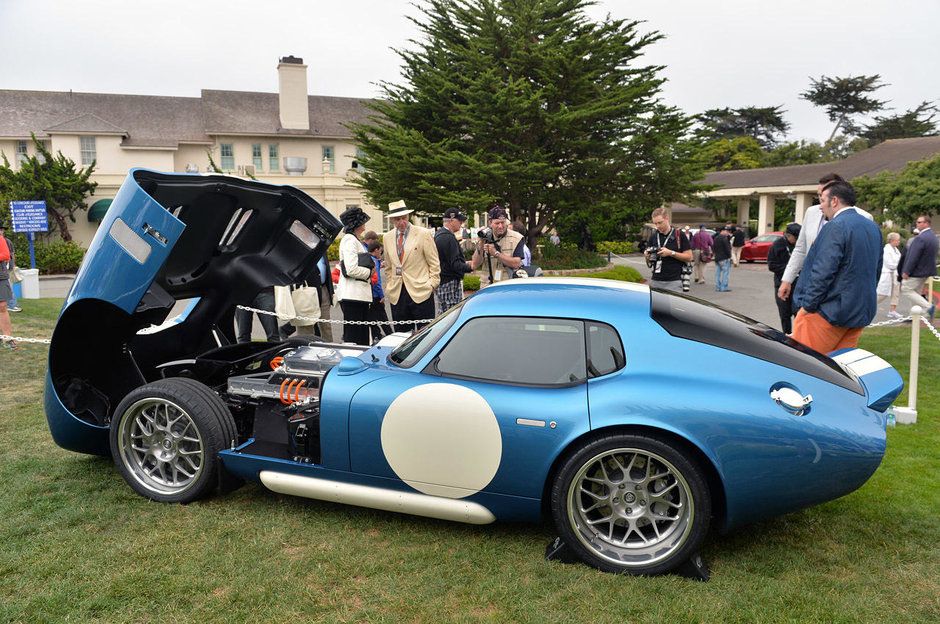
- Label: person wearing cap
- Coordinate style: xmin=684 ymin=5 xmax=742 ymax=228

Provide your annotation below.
xmin=713 ymin=226 xmax=733 ymax=292
xmin=0 ymin=222 xmax=16 ymax=349
xmin=767 ymin=223 xmax=802 ymax=334
xmin=435 ymin=207 xmax=483 ymax=313
xmin=382 ymin=200 xmax=441 ymax=331
xmin=336 ymin=206 xmax=375 ymax=345
xmin=480 ymin=206 xmax=525 ymax=284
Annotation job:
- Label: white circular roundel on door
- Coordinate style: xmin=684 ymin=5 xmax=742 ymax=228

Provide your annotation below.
xmin=380 ymin=383 xmax=502 ymax=499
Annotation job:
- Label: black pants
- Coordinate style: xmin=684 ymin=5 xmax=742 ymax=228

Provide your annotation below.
xmin=773 ymin=280 xmax=795 ymax=334
xmin=339 ymin=299 xmax=371 ymax=346
xmin=368 ymin=296 xmax=393 ymax=342
xmin=390 ymin=286 xmax=435 ymax=333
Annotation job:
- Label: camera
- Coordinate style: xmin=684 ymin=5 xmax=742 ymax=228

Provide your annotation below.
xmin=645 ymin=245 xmax=660 ymax=268
xmin=477 ymin=226 xmax=497 ymax=246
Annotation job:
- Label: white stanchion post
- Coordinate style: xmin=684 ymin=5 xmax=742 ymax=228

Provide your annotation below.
xmin=891 ymin=305 xmax=922 ymax=425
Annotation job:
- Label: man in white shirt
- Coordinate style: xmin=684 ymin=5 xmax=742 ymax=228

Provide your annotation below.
xmin=778 ymin=173 xmax=872 ymax=303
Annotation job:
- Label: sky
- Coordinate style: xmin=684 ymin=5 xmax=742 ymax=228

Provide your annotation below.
xmin=1 ymin=0 xmax=938 ymax=143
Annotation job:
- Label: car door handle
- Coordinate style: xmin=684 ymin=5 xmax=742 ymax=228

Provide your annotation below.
xmin=770 ymin=387 xmax=813 ymax=414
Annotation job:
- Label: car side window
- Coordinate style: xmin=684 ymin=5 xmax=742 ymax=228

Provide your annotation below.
xmin=430 ymin=317 xmax=587 ymax=386
xmin=586 ymin=322 xmax=625 ymax=378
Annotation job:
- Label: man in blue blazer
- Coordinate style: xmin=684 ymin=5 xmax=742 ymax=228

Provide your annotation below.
xmin=792 ymin=181 xmax=883 ymax=353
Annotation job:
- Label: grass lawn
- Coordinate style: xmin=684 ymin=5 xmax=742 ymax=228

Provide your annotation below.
xmin=1 ymin=300 xmax=938 ymax=623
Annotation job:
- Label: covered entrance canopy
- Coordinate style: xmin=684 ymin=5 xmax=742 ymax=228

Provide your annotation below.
xmin=694 ymin=136 xmax=940 ymax=234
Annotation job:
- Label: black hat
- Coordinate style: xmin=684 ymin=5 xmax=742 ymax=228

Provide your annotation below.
xmin=785 ymin=223 xmax=802 ymax=238
xmin=339 ymin=206 xmax=370 ymax=233
xmin=443 ymin=208 xmax=467 ymax=222
xmin=488 ymin=206 xmax=508 ymax=220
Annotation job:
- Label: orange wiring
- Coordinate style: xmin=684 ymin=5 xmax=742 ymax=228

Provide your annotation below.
xmin=270 ymin=356 xmax=284 ymax=370
xmin=294 ymin=380 xmax=306 ymax=403
xmin=279 ymin=378 xmax=291 ymax=404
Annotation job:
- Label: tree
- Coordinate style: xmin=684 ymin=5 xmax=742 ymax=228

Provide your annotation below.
xmin=0 ymin=136 xmax=97 ymax=242
xmin=764 ymin=140 xmax=828 ymax=167
xmin=800 ymin=74 xmax=888 ymax=142
xmin=858 ymin=101 xmax=938 ymax=147
xmin=349 ymin=0 xmax=705 ymax=249
xmin=696 ymin=136 xmax=765 ymax=171
xmin=696 ymin=105 xmax=790 ymax=149
xmin=854 ymin=154 xmax=940 ymax=225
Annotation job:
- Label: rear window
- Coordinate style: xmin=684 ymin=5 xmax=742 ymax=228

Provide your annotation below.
xmin=650 ymin=290 xmax=862 ymax=394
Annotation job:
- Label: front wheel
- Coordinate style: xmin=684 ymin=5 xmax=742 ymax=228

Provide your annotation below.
xmin=550 ymin=433 xmax=711 ymax=575
xmin=110 ymin=378 xmax=236 ymax=503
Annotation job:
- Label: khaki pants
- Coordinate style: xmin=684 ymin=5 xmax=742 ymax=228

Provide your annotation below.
xmin=692 ymin=249 xmax=707 ymax=283
xmin=901 ymin=276 xmax=932 ymax=311
xmin=732 ymin=246 xmax=743 ymax=266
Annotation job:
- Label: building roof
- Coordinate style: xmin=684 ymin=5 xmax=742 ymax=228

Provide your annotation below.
xmin=0 ymin=88 xmax=375 ymax=147
xmin=703 ymin=135 xmax=940 ymax=190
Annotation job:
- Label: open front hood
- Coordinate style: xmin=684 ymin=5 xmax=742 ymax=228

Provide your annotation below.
xmin=46 ymin=169 xmax=343 ymax=455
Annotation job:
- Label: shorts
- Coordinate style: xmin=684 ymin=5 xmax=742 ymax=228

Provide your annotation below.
xmin=0 ymin=278 xmax=12 ymax=302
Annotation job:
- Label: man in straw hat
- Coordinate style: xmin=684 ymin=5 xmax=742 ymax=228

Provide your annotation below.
xmin=382 ymin=200 xmax=440 ymax=331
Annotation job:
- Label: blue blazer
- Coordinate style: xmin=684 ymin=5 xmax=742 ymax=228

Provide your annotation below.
xmin=794 ymin=208 xmax=883 ymax=328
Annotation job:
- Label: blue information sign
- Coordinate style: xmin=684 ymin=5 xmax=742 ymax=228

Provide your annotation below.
xmin=9 ymin=200 xmax=49 ymax=233
xmin=8 ymin=200 xmax=48 ymax=269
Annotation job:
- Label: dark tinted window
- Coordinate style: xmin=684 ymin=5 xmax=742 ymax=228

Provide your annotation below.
xmin=587 ymin=322 xmax=625 ymax=378
xmin=650 ymin=290 xmax=862 ymax=394
xmin=431 ymin=317 xmax=586 ymax=386
xmin=389 ymin=302 xmax=463 ymax=368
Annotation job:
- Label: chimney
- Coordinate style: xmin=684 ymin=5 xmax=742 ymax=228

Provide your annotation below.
xmin=278 ymin=55 xmax=310 ymax=131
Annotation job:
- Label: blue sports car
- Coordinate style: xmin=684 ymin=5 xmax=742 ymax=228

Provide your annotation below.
xmin=45 ymin=169 xmax=903 ymax=575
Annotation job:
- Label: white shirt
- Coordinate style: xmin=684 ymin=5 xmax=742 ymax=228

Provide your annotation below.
xmin=782 ymin=204 xmax=873 ymax=284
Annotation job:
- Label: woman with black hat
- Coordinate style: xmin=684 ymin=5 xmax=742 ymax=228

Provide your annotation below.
xmin=336 ymin=206 xmax=374 ymax=345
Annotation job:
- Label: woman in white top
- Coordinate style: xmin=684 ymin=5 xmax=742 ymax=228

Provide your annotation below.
xmin=878 ymin=232 xmax=902 ymax=318
xmin=336 ymin=206 xmax=374 ymax=345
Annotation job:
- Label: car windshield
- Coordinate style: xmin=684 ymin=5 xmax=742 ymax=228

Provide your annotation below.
xmin=389 ymin=302 xmax=465 ymax=368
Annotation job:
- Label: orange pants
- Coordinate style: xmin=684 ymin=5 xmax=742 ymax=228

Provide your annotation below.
xmin=791 ymin=309 xmax=863 ymax=354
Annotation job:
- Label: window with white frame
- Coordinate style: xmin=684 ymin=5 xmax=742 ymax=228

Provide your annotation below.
xmin=15 ymin=140 xmax=28 ymax=166
xmin=269 ymin=144 xmax=280 ymax=172
xmin=352 ymin=146 xmax=367 ymax=171
xmin=322 ymin=145 xmax=335 ymax=172
xmin=220 ymin=143 xmax=234 ymax=170
xmin=252 ymin=144 xmax=263 ymax=171
xmin=80 ymin=137 xmax=96 ymax=165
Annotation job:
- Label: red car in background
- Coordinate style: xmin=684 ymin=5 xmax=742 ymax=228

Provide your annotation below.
xmin=741 ymin=232 xmax=784 ymax=262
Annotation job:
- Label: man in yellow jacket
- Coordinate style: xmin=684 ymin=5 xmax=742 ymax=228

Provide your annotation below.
xmin=382 ymin=200 xmax=441 ymax=331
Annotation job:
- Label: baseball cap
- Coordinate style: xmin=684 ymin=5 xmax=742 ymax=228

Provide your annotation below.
xmin=488 ymin=206 xmax=508 ymax=220
xmin=443 ymin=208 xmax=467 ymax=222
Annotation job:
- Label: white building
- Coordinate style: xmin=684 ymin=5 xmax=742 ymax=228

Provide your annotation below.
xmin=0 ymin=56 xmax=383 ymax=247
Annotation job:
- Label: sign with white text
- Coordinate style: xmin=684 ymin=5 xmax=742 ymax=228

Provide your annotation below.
xmin=9 ymin=200 xmax=49 ymax=233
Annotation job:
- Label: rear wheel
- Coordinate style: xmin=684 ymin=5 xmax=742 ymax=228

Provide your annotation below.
xmin=110 ymin=378 xmax=235 ymax=503
xmin=550 ymin=433 xmax=711 ymax=575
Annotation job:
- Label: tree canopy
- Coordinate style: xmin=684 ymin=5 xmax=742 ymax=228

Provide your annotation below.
xmin=800 ymin=74 xmax=888 ymax=142
xmin=854 ymin=154 xmax=940 ymax=225
xmin=695 ymin=105 xmax=790 ymax=149
xmin=0 ymin=136 xmax=97 ymax=241
xmin=858 ymin=101 xmax=938 ymax=147
xmin=349 ymin=0 xmax=705 ymax=248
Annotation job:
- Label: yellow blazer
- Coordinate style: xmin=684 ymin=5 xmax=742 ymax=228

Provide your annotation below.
xmin=382 ymin=225 xmax=441 ymax=305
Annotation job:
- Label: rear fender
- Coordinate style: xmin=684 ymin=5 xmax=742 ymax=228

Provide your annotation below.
xmin=830 ymin=349 xmax=903 ymax=412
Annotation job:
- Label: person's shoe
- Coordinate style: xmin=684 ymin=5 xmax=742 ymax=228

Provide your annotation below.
xmin=887 ymin=311 xmax=902 ymax=319
xmin=7 ymin=306 xmax=21 ymax=312
xmin=2 ymin=339 xmax=18 ymax=350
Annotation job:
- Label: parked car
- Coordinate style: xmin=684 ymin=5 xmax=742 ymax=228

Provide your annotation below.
xmin=45 ymin=170 xmax=903 ymax=576
xmin=741 ymin=232 xmax=784 ymax=262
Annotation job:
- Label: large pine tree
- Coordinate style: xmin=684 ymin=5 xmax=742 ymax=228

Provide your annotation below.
xmin=349 ymin=0 xmax=703 ymax=247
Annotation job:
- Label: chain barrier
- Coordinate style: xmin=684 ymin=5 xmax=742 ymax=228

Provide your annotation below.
xmin=0 ymin=334 xmax=52 ymax=344
xmin=234 ymin=305 xmax=433 ymax=328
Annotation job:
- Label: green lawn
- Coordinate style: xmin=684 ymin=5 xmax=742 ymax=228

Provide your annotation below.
xmin=1 ymin=300 xmax=938 ymax=623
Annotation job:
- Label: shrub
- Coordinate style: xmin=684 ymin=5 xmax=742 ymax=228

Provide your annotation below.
xmin=596 ymin=240 xmax=635 ymax=255
xmin=572 ymin=265 xmax=643 ymax=283
xmin=535 ymin=244 xmax=607 ymax=270
xmin=327 ymin=240 xmax=340 ymax=261
xmin=7 ymin=235 xmax=86 ymax=274
xmin=463 ymin=274 xmax=481 ymax=291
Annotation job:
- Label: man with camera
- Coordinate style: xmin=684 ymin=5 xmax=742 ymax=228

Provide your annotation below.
xmin=435 ymin=208 xmax=483 ymax=313
xmin=479 ymin=206 xmax=525 ymax=284
xmin=645 ymin=207 xmax=692 ymax=293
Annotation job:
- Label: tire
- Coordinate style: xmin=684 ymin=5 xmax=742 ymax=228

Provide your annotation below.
xmin=109 ymin=377 xmax=236 ymax=503
xmin=550 ymin=433 xmax=711 ymax=575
